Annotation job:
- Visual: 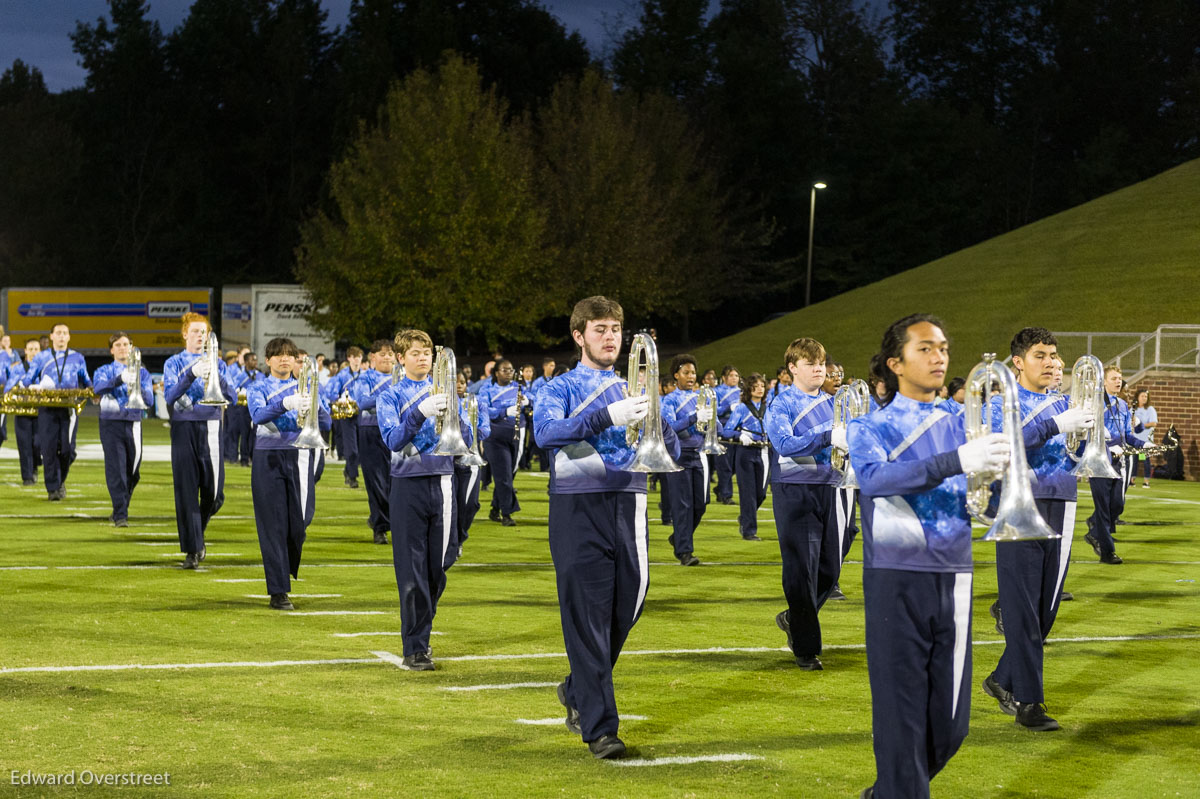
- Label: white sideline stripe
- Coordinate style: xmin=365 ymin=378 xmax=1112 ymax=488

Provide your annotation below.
xmin=213 ymin=579 xmax=266 ymax=583
xmin=0 ymin=657 xmax=378 ymax=674
xmin=516 ymin=715 xmax=647 ymax=725
xmin=440 ymin=682 xmax=559 ymax=693
xmin=287 ymin=611 xmax=390 ymax=616
xmin=245 ymin=594 xmax=342 ymax=599
xmin=136 ymin=542 xmax=178 ymax=546
xmin=158 ymin=552 xmax=243 ymax=557
xmin=371 ymin=650 xmax=407 ymax=669
xmin=611 ymin=754 xmax=764 ymax=768
xmin=119 ymin=532 xmax=176 ymax=537
xmin=332 ymin=631 xmax=443 ymax=638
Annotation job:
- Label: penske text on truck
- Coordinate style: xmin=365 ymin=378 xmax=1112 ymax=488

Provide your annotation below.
xmin=1 ymin=287 xmax=213 ymax=355
xmin=220 ymin=284 xmax=335 ymax=358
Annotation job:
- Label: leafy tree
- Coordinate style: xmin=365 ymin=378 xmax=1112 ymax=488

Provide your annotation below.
xmin=297 ymin=54 xmax=552 ymax=348
xmin=611 ymin=0 xmax=711 ymax=104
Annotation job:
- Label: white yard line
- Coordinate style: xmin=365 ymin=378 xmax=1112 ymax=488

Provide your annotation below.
xmin=286 ymin=611 xmax=390 ymax=617
xmin=332 ymin=631 xmax=442 ymax=638
xmin=440 ymin=682 xmax=560 ymax=692
xmin=516 ymin=715 xmax=647 ymax=725
xmin=610 ymin=754 xmax=764 ymax=767
xmin=244 ymin=594 xmax=342 ymax=599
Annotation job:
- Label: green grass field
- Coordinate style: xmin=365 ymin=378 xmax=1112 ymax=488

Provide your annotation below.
xmin=2 ymin=416 xmax=1199 ymax=798
xmin=692 ymin=158 xmax=1200 ymax=378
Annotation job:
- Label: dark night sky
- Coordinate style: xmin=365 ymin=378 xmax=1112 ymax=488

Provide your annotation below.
xmin=0 ymin=0 xmax=643 ymax=92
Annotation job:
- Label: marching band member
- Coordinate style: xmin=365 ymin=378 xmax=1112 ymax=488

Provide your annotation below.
xmin=713 ymin=365 xmax=741 ymax=505
xmin=656 ymin=373 xmax=676 ymax=526
xmin=234 ymin=353 xmax=261 ymax=466
xmin=9 ymin=338 xmax=42 ymax=485
xmin=763 ymin=337 xmax=840 ymax=670
xmin=659 ymin=354 xmax=712 ymax=566
xmin=91 ymin=333 xmax=154 ymax=527
xmin=247 ymin=337 xmax=332 ymax=611
xmin=518 ymin=363 xmax=536 ymax=469
xmin=534 ymin=296 xmax=680 ymax=759
xmin=376 ymin=329 xmax=472 ymax=670
xmin=162 ymin=313 xmax=235 ymax=568
xmin=1132 ymin=389 xmax=1157 ymax=487
xmin=20 ymin=323 xmax=91 ymax=501
xmin=822 ymin=360 xmax=844 ymax=396
xmin=1084 ymin=365 xmax=1143 ymax=564
xmin=720 ymin=372 xmax=769 ymax=541
xmin=529 ymin=357 xmax=557 ymax=471
xmin=823 ymin=357 xmax=855 ymax=601
xmin=478 ymin=359 xmax=526 ymax=527
xmin=982 ymin=328 xmax=1094 ymax=732
xmin=849 ymin=313 xmax=1006 ymax=799
xmin=324 ymin=345 xmax=364 ymax=488
xmin=454 ymin=371 xmax=490 ymax=557
xmin=938 ymin=377 xmax=966 ymax=416
xmin=222 ymin=353 xmax=242 ymax=462
xmin=768 ymin=365 xmax=791 ymax=406
xmin=351 ymin=339 xmax=397 ymax=545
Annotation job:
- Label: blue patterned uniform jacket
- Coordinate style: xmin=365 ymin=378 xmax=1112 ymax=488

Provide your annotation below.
xmin=248 ymin=375 xmax=332 ymax=449
xmin=938 ymin=397 xmax=963 ymax=416
xmin=764 ymin=385 xmax=836 ymax=485
xmin=162 ymin=350 xmax=235 ymax=422
xmin=988 ymin=384 xmax=1075 ymax=501
xmin=660 ymin=388 xmax=702 ymax=451
xmin=720 ymin=401 xmax=768 ymax=443
xmin=92 ymin=361 xmax=154 ymax=421
xmin=2 ymin=359 xmax=26 ymax=392
xmin=21 ymin=349 xmax=91 ymax=390
xmin=351 ymin=369 xmax=392 ymax=428
xmin=377 ymin=375 xmax=472 ymax=478
xmin=534 ymin=363 xmax=681 ymax=495
xmin=1101 ymin=394 xmax=1140 ymax=450
xmin=478 ymin=381 xmax=524 ymax=441
xmin=321 ymin=367 xmax=361 ymax=403
xmin=848 ymin=394 xmax=971 ymax=573
xmin=715 ymin=384 xmax=740 ymax=426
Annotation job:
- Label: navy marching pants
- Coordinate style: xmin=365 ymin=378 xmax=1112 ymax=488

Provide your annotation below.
xmin=839 ymin=486 xmax=859 ymax=561
xmin=389 ymin=474 xmax=457 ymax=657
xmin=358 ymin=425 xmax=391 ymax=535
xmin=38 ymin=407 xmax=77 ymax=494
xmin=864 ymin=568 xmax=973 ymax=799
xmin=715 ymin=447 xmax=734 ymax=502
xmin=484 ymin=435 xmax=521 ymax=516
xmin=663 ymin=449 xmax=707 ymax=557
xmin=772 ymin=482 xmax=841 ymax=657
xmin=15 ymin=415 xmax=39 ymax=482
xmin=99 ymin=418 xmax=142 ymax=522
xmin=252 ymin=448 xmax=317 ymax=595
xmin=454 ymin=463 xmax=482 ymax=548
xmin=1087 ymin=476 xmax=1123 ymax=558
xmin=339 ymin=419 xmax=360 ymax=481
xmin=233 ymin=405 xmax=255 ymax=464
xmin=170 ymin=419 xmax=225 ymax=554
xmin=733 ymin=444 xmax=768 ymax=538
xmin=549 ymin=491 xmax=649 ymax=743
xmin=992 ymin=499 xmax=1075 ymax=704
xmin=658 ymin=471 xmax=672 ymax=524
xmin=223 ymin=408 xmax=239 ymax=462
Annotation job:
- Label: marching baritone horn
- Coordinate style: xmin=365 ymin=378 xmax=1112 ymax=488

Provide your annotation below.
xmin=125 ymin=346 xmax=149 ymax=411
xmin=199 ymin=333 xmax=229 ymax=407
xmin=963 ymin=353 xmax=1058 ymax=542
xmin=623 ymin=332 xmax=681 ymax=473
xmin=697 ymin=386 xmax=726 ymax=455
xmin=831 ymin=379 xmax=871 ymax=489
xmin=460 ymin=394 xmax=488 ymax=467
xmin=292 ymin=356 xmax=327 ymax=450
xmin=431 ymin=346 xmax=470 ymax=457
xmin=1064 ymin=354 xmax=1120 ymax=480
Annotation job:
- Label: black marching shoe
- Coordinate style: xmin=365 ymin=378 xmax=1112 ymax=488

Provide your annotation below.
xmin=1084 ymin=531 xmax=1102 ymax=557
xmin=990 ymin=600 xmax=1004 ymax=635
xmin=23 ymin=479 xmax=37 ymax=486
xmin=269 ymin=593 xmax=295 ymax=611
xmin=501 ymin=515 xmax=517 ymax=527
xmin=587 ymin=734 xmax=626 ymax=760
xmin=114 ymin=518 xmax=128 ymax=528
xmin=794 ymin=655 xmax=823 ymax=671
xmin=860 ymin=787 xmax=875 ymax=799
xmin=345 ymin=476 xmax=359 ymax=489
xmin=1014 ymin=701 xmax=1060 ymax=731
xmin=742 ymin=534 xmax=762 ymax=542
xmin=679 ymin=553 xmax=699 ymax=567
xmin=402 ymin=651 xmax=435 ymax=671
xmin=828 ymin=584 xmax=847 ymax=601
xmin=557 ymin=681 xmax=582 ymax=735
xmin=776 ymin=610 xmax=793 ymax=650
xmin=1060 ymin=591 xmax=1074 ymax=601
xmin=48 ymin=490 xmax=62 ymax=502
xmin=982 ymin=674 xmax=1016 ymax=716
xmin=1101 ymin=553 xmax=1124 ymax=565
xmin=181 ymin=553 xmax=199 ymax=570
xmin=373 ymin=531 xmax=389 ymax=545
xmin=198 ymin=545 xmax=206 ymax=563
xmin=488 ymin=508 xmax=502 ymax=523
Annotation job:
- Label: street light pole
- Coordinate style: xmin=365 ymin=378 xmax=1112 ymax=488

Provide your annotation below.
xmin=805 ymin=182 xmax=827 ymax=308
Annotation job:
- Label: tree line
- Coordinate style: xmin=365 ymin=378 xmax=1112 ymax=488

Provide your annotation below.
xmin=1 ymin=0 xmax=1196 ymax=348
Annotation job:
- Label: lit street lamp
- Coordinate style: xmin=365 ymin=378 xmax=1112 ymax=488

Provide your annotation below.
xmin=805 ymin=182 xmax=827 ymax=308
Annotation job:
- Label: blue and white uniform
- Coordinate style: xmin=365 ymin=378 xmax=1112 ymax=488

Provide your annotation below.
xmin=324 ymin=366 xmax=363 ymax=483
xmin=92 ymin=360 xmax=154 ymax=523
xmin=4 ymin=358 xmax=39 ymax=483
xmin=713 ymin=383 xmax=741 ymax=502
xmin=351 ymin=368 xmax=394 ymax=539
xmin=454 ymin=397 xmax=491 ymax=550
xmin=938 ymin=396 xmax=963 ymax=416
xmin=659 ymin=386 xmax=708 ymax=559
xmin=534 ymin=362 xmax=681 ymax=744
xmin=1088 ymin=392 xmax=1142 ymax=559
xmin=763 ymin=385 xmax=841 ymax=659
xmin=222 ymin=362 xmax=245 ymax=461
xmin=528 ymin=373 xmax=554 ymax=471
xmin=477 ymin=380 xmax=526 ymax=518
xmin=162 ymin=349 xmax=236 ymax=556
xmin=21 ymin=348 xmax=91 ymax=497
xmin=721 ymin=399 xmax=770 ymax=539
xmin=848 ymin=393 xmax=972 ymax=799
xmin=377 ymin=375 xmax=473 ymax=658
xmin=248 ymin=375 xmax=332 ymax=596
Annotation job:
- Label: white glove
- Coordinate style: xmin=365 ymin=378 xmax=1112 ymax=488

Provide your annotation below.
xmin=957 ymin=433 xmax=1010 ymax=474
xmin=417 ymin=393 xmax=448 ymax=419
xmin=191 ymin=359 xmax=212 ymax=379
xmin=607 ymin=395 xmax=649 ymax=426
xmin=1052 ymin=407 xmax=1094 ymax=435
xmin=738 ymin=431 xmax=753 ymax=446
xmin=283 ymin=394 xmax=311 ymax=414
xmin=121 ymin=370 xmax=137 ymax=386
xmin=37 ymin=375 xmax=55 ymax=390
xmin=506 ymin=405 xmax=520 ymax=418
xmin=520 ymin=395 xmax=531 ymax=407
xmin=696 ymin=405 xmax=714 ymax=424
xmin=831 ymin=426 xmax=849 ymax=452
xmin=1109 ymin=445 xmax=1124 ymax=457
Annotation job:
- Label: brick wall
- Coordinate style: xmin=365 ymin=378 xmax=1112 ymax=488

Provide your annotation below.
xmin=1126 ymin=370 xmax=1200 ymax=480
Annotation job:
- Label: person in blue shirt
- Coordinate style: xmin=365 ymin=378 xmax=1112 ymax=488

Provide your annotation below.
xmin=91 ymin=332 xmax=154 ymax=527
xmin=713 ymin=365 xmax=741 ymax=504
xmin=351 ymin=339 xmax=397 ymax=545
xmin=528 ymin=357 xmax=556 ymax=472
xmin=20 ymin=323 xmax=91 ymax=501
xmin=162 ymin=313 xmax=236 ymax=569
xmin=535 ymin=296 xmax=680 ymax=760
xmin=478 ymin=359 xmax=528 ymax=527
xmin=763 ymin=337 xmax=843 ymax=670
xmin=848 ymin=313 xmax=1010 ymax=799
xmin=981 ymin=329 xmax=1093 ymax=733
xmin=6 ymin=338 xmax=41 ymax=485
xmin=222 ymin=353 xmax=244 ymax=463
xmin=720 ymin=372 xmax=769 ymax=541
xmin=323 ymin=345 xmax=364 ymax=488
xmin=247 ymin=337 xmax=333 ymax=611
xmin=659 ymin=354 xmax=714 ymax=566
xmin=376 ymin=329 xmax=473 ymax=671
xmin=1084 ymin=365 xmax=1144 ymax=564
xmin=233 ymin=352 xmax=262 ymax=465
xmin=938 ymin=377 xmax=966 ymax=416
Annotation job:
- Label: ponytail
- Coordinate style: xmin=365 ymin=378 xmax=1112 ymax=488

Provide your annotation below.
xmin=870 ymin=313 xmax=946 ymax=408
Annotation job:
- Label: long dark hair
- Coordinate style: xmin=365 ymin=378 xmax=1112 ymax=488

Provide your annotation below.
xmin=868 ymin=314 xmax=946 ymax=407
xmin=740 ymin=372 xmax=766 ymax=411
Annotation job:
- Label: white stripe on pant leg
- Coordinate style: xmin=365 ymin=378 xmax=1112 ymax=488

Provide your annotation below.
xmin=440 ymin=474 xmax=453 ymax=564
xmin=298 ymin=449 xmax=312 ymax=519
xmin=132 ymin=421 xmax=143 ymax=474
xmin=1053 ymin=502 xmax=1076 ymax=600
xmin=466 ymin=465 xmax=479 ymax=498
xmin=760 ymin=448 xmax=769 ymax=491
xmin=633 ymin=493 xmax=649 ymax=622
xmin=513 ymin=434 xmax=524 ymax=477
xmin=206 ymin=419 xmax=221 ymax=495
xmin=699 ymin=455 xmax=709 ymax=505
xmin=835 ymin=487 xmax=848 ymax=555
xmin=951 ymin=572 xmax=972 ymax=719
xmin=68 ymin=409 xmax=78 ymax=443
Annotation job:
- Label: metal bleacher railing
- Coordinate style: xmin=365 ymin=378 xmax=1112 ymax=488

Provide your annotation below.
xmin=1053 ymin=325 xmax=1200 ymax=384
